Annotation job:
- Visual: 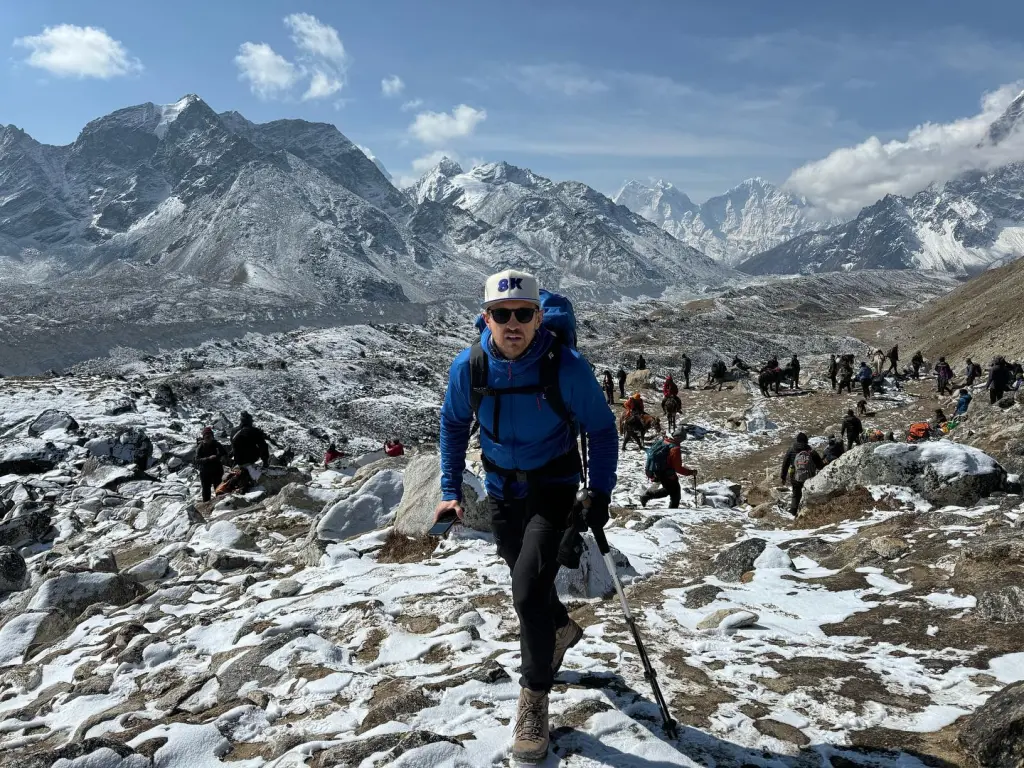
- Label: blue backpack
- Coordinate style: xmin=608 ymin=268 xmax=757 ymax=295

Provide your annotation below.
xmin=470 ymin=289 xmax=579 ymax=443
xmin=645 ymin=437 xmax=673 ymax=478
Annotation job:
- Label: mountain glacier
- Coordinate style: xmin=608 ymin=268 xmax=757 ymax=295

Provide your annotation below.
xmin=613 ymin=177 xmax=830 ymax=265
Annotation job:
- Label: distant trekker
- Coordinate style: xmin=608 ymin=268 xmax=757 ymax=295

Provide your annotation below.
xmin=911 ymin=351 xmax=924 ymax=379
xmin=841 ymin=409 xmax=863 ymax=449
xmin=681 ymin=354 xmax=691 ymax=389
xmin=780 ymin=432 xmax=824 ymax=517
xmin=887 ymin=345 xmax=899 ymax=375
xmin=640 ymin=429 xmax=697 ymax=509
xmin=602 ymin=370 xmax=615 ymax=405
xmin=790 ymin=355 xmax=801 ymax=387
xmin=617 ymin=366 xmax=627 ymax=399
xmin=935 ymin=358 xmax=954 ymax=395
xmin=856 ymin=363 xmax=873 ymax=399
xmin=828 ymin=355 xmax=839 ymax=391
xmin=195 ymin=427 xmax=229 ymax=502
xmin=988 ymin=356 xmax=1012 ymax=405
xmin=231 ymin=411 xmax=271 ymax=487
xmin=636 ymin=354 xmax=647 ymax=371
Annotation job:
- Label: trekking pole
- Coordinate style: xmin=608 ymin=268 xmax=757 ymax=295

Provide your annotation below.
xmin=580 ymin=494 xmax=678 ymax=739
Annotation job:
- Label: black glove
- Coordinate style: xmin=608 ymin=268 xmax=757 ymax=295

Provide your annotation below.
xmin=584 ymin=490 xmax=611 ymax=531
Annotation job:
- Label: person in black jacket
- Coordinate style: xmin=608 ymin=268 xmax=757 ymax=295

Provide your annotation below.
xmin=911 ymin=351 xmax=924 ymax=379
xmin=195 ymin=427 xmax=229 ymax=502
xmin=790 ymin=355 xmax=801 ymax=387
xmin=616 ymin=366 xmax=627 ymax=399
xmin=841 ymin=409 xmax=863 ymax=450
xmin=887 ymin=345 xmax=899 ymax=375
xmin=823 ymin=435 xmax=845 ymax=464
xmin=636 ymin=354 xmax=647 ymax=371
xmin=231 ymin=411 xmax=271 ymax=487
xmin=828 ymin=355 xmax=839 ymax=391
xmin=681 ymin=354 xmax=691 ymax=389
xmin=780 ymin=433 xmax=824 ymax=516
xmin=988 ymin=356 xmax=1012 ymax=404
xmin=602 ymin=370 xmax=615 ymax=405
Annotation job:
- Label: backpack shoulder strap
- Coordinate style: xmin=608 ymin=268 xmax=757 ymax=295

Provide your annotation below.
xmin=469 ymin=342 xmax=489 ymax=418
xmin=539 ymin=341 xmax=573 ymax=428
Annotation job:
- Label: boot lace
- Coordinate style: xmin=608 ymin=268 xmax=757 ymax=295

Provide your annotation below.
xmin=515 ymin=695 xmax=545 ymax=742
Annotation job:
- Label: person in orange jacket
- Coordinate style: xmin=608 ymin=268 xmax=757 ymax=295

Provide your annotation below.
xmin=662 ymin=375 xmax=678 ymax=398
xmin=639 ymin=429 xmax=696 ymax=508
xmin=624 ymin=392 xmax=645 ymax=416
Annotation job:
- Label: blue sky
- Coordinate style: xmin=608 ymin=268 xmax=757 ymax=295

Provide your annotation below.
xmin=3 ymin=0 xmax=1024 ymax=206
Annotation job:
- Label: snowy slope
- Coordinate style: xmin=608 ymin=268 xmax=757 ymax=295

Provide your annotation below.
xmin=740 ymin=90 xmax=1024 ymax=276
xmin=410 ymin=160 xmax=736 ymax=288
xmin=614 ymin=178 xmax=831 ymax=266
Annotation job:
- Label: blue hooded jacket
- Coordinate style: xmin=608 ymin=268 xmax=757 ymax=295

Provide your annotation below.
xmin=440 ymin=326 xmax=618 ymax=501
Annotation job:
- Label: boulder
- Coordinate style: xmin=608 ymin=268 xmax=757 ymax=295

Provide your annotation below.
xmin=88 ymin=549 xmax=118 ymax=573
xmin=684 ymin=584 xmax=723 ymax=609
xmin=625 ymin=369 xmax=654 ymax=393
xmin=271 ymin=578 xmax=301 ymax=598
xmin=152 ymin=382 xmax=177 ymax=407
xmin=752 ymin=544 xmax=794 ymax=571
xmin=978 ymin=586 xmax=1024 ymax=624
xmin=193 ymin=520 xmax=256 ymax=551
xmin=712 ymin=538 xmax=768 ymax=582
xmin=555 ymin=533 xmax=635 ymax=599
xmin=104 ymin=398 xmax=137 ymax=416
xmin=0 ymin=508 xmax=53 ymax=547
xmin=697 ymin=608 xmax=759 ymax=630
xmin=803 ymin=440 xmax=1007 ymax=508
xmin=0 ymin=609 xmax=71 ymax=665
xmin=318 ymin=470 xmax=405 ymax=541
xmin=357 ymin=688 xmax=434 ymax=734
xmin=124 ymin=555 xmax=170 ymax=583
xmin=697 ymin=480 xmax=742 ymax=508
xmin=393 ymin=455 xmax=488 ymax=536
xmin=958 ymin=680 xmax=1024 ymax=768
xmin=0 ymin=439 xmax=67 ymax=475
xmin=265 ymin=483 xmax=340 ymax=516
xmin=28 ymin=572 xmax=140 ymax=619
xmin=27 ymin=409 xmax=79 ymax=438
xmin=744 ymin=406 xmax=778 ymax=434
xmin=0 ymin=545 xmax=28 ymax=592
xmin=207 ymin=549 xmax=273 ymax=571
xmin=85 ymin=428 xmax=154 ymax=469
xmin=351 ymin=455 xmax=409 ymax=487
xmin=80 ymin=457 xmax=136 ymax=489
xmin=258 ymin=467 xmax=312 ymax=497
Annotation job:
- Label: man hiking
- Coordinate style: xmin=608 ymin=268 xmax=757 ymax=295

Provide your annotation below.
xmin=790 ymin=354 xmax=801 ymax=388
xmin=616 ymin=366 xmax=627 ymax=400
xmin=681 ymin=353 xmax=691 ymax=390
xmin=195 ymin=427 xmax=229 ymax=502
xmin=856 ymin=362 xmax=873 ymax=399
xmin=911 ymin=351 xmax=924 ymax=379
xmin=639 ymin=429 xmax=697 ymax=509
xmin=662 ymin=374 xmax=678 ymax=399
xmin=988 ymin=356 xmax=1012 ymax=404
xmin=780 ymin=432 xmax=824 ymax=517
xmin=887 ymin=345 xmax=900 ymax=375
xmin=838 ymin=360 xmax=854 ymax=394
xmin=602 ymin=370 xmax=615 ymax=405
xmin=823 ymin=434 xmax=845 ymax=464
xmin=435 ymin=270 xmax=618 ymax=764
xmin=828 ymin=354 xmax=839 ymax=391
xmin=965 ymin=358 xmax=980 ymax=387
xmin=841 ymin=408 xmax=863 ymax=450
xmin=935 ymin=357 xmax=954 ymax=395
xmin=231 ymin=411 xmax=271 ymax=489
xmin=636 ymin=353 xmax=647 ymax=371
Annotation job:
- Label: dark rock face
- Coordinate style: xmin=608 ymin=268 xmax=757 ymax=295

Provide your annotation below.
xmin=0 ymin=545 xmax=28 ymax=592
xmin=978 ymin=586 xmax=1024 ymax=624
xmin=712 ymin=538 xmax=767 ymax=582
xmin=684 ymin=584 xmax=723 ymax=609
xmin=0 ymin=508 xmax=53 ymax=547
xmin=958 ymin=680 xmax=1024 ymax=768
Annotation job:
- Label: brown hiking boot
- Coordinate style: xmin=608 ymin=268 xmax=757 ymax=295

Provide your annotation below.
xmin=551 ymin=618 xmax=584 ymax=676
xmin=512 ymin=687 xmax=549 ymax=764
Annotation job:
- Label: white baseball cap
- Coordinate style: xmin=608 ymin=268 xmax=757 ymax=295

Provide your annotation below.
xmin=483 ymin=269 xmax=540 ymax=307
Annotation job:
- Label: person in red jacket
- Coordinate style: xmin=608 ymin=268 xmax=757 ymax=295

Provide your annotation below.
xmin=639 ymin=429 xmax=697 ymax=508
xmin=324 ymin=443 xmax=345 ymax=466
xmin=385 ymin=439 xmax=405 ymax=457
xmin=662 ymin=374 xmax=678 ymax=398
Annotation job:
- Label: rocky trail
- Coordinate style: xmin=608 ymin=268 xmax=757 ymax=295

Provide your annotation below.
xmin=3 ymin=283 xmax=1024 ymax=767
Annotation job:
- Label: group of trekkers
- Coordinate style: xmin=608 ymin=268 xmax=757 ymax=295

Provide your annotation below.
xmin=600 ymin=354 xmax=692 ymax=405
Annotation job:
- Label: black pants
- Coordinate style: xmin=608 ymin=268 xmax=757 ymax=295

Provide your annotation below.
xmin=200 ymin=467 xmax=223 ymax=502
xmin=938 ymin=377 xmax=950 ymax=395
xmin=792 ymin=371 xmax=800 ymax=387
xmin=645 ymin=471 xmax=681 ymax=508
xmin=605 ymin=386 xmax=614 ymax=405
xmin=829 ymin=373 xmax=837 ymax=390
xmin=490 ymin=485 xmax=575 ymax=692
xmin=912 ymin=364 xmax=921 ymax=379
xmin=790 ymin=480 xmax=804 ymax=515
xmin=991 ymin=387 xmax=1005 ymax=404
xmin=683 ymin=371 xmax=690 ymax=389
xmin=861 ymin=380 xmax=871 ymax=399
xmin=618 ymin=382 xmax=626 ymax=398
xmin=838 ymin=378 xmax=852 ymax=394
xmin=846 ymin=434 xmax=861 ymax=450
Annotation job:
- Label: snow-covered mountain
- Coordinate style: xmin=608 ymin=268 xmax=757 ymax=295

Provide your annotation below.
xmin=614 ymin=177 xmax=828 ymax=265
xmin=740 ymin=90 xmax=1024 ymax=276
xmin=0 ymin=96 xmax=737 ymax=366
xmin=408 ymin=159 xmax=734 ymax=290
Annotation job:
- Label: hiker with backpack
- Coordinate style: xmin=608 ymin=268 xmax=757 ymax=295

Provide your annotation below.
xmin=681 ymin=354 xmax=691 ymax=389
xmin=616 ymin=367 xmax=627 ymax=399
xmin=435 ymin=270 xmax=617 ymax=764
xmin=856 ymin=362 xmax=873 ymax=399
xmin=780 ymin=433 xmax=824 ymax=517
xmin=828 ymin=355 xmax=839 ymax=391
xmin=602 ymin=370 xmax=615 ymax=405
xmin=841 ymin=409 xmax=863 ymax=450
xmin=231 ymin=411 xmax=271 ymax=489
xmin=956 ymin=389 xmax=972 ymax=416
xmin=965 ymin=358 xmax=981 ymax=387
xmin=639 ymin=429 xmax=697 ymax=509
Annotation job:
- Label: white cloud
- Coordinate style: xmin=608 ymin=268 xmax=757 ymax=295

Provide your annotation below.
xmin=235 ymin=42 xmax=299 ymax=99
xmin=409 ymin=104 xmax=487 ymax=144
xmin=14 ymin=24 xmax=141 ymax=79
xmin=236 ymin=14 xmax=346 ymax=101
xmin=284 ymin=13 xmax=347 ymax=62
xmin=304 ymin=70 xmax=342 ymax=100
xmin=786 ymin=82 xmax=1024 ymax=217
xmin=401 ymin=98 xmax=424 ymax=112
xmin=381 ymin=75 xmax=405 ymax=97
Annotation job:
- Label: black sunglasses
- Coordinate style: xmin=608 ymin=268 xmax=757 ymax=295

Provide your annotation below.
xmin=488 ymin=307 xmax=537 ymax=324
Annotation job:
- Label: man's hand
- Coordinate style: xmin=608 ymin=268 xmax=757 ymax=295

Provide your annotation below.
xmin=434 ymin=499 xmax=464 ymax=523
xmin=584 ymin=490 xmax=610 ymax=531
